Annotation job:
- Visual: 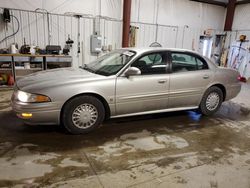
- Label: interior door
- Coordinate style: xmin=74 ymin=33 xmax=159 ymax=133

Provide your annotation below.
xmin=169 ymin=51 xmax=213 ymax=108
xmin=115 ymin=51 xmax=170 ymax=115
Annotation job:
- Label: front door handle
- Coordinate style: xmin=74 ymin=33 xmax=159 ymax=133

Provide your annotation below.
xmin=203 ymin=75 xmax=209 ymax=79
xmin=158 ymin=79 xmax=167 ymax=84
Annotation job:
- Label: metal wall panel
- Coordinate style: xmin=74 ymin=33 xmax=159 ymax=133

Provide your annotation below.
xmin=132 ymin=22 xmax=208 ymax=52
xmin=131 ymin=21 xmax=224 ymax=53
xmin=233 ymin=4 xmax=250 ymax=30
xmin=0 ymin=8 xmax=123 ymax=67
xmin=156 ymin=25 xmax=178 ymax=48
xmin=131 ymin=22 xmax=157 ymax=47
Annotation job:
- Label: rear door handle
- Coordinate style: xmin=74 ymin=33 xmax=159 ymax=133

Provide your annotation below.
xmin=203 ymin=75 xmax=209 ymax=79
xmin=158 ymin=79 xmax=167 ymax=84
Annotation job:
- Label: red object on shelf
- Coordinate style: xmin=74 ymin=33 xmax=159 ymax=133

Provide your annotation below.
xmin=8 ymin=75 xmax=14 ymax=85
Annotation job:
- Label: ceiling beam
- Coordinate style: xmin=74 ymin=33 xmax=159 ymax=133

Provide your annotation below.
xmin=236 ymin=0 xmax=250 ymax=5
xmin=190 ymin=0 xmax=227 ymax=7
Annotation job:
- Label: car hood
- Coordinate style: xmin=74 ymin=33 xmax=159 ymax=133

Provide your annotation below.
xmin=16 ymin=68 xmax=104 ymax=92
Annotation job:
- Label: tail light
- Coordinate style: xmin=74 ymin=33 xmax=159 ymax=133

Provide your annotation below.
xmin=237 ymin=75 xmax=247 ymax=83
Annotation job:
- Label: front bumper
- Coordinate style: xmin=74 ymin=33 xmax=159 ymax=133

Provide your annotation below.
xmin=11 ymin=100 xmax=61 ymax=125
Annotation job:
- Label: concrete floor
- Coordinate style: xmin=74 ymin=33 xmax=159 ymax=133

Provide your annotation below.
xmin=0 ymin=84 xmax=250 ymax=188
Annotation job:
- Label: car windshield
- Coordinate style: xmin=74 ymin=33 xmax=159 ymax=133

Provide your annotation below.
xmin=82 ymin=50 xmax=136 ymax=76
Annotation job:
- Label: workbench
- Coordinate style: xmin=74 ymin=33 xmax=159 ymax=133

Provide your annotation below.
xmin=0 ymin=54 xmax=72 ymax=88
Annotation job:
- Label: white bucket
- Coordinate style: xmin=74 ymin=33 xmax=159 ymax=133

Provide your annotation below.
xmin=24 ymin=62 xmax=30 ymax=69
xmin=10 ymin=44 xmax=17 ymax=54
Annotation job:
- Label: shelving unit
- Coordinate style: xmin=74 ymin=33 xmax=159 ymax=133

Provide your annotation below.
xmin=0 ymin=54 xmax=72 ymax=88
xmin=0 ymin=56 xmax=14 ymax=88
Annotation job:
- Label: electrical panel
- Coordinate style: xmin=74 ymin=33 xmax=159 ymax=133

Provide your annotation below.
xmin=90 ymin=35 xmax=102 ymax=53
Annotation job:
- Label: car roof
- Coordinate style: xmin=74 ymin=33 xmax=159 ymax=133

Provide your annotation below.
xmin=121 ymin=47 xmax=202 ymax=56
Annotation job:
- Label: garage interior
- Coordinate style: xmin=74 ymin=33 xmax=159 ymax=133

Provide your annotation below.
xmin=0 ymin=0 xmax=250 ymax=187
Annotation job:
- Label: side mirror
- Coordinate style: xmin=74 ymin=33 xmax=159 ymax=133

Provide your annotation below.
xmin=124 ymin=67 xmax=141 ymax=77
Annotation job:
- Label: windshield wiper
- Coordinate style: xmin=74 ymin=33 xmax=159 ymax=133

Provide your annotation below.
xmin=95 ymin=70 xmax=109 ymax=76
xmin=81 ymin=64 xmax=95 ymax=73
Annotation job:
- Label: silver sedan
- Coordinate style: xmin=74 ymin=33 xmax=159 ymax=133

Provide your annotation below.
xmin=11 ymin=48 xmax=241 ymax=134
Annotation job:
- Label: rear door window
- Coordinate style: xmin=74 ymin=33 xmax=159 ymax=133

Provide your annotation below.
xmin=171 ymin=52 xmax=208 ymax=73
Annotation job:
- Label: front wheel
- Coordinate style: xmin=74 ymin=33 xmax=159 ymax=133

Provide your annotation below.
xmin=199 ymin=86 xmax=223 ymax=116
xmin=62 ymin=95 xmax=105 ymax=134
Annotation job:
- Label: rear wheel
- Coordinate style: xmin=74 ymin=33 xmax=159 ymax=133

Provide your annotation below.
xmin=199 ymin=86 xmax=223 ymax=116
xmin=62 ymin=95 xmax=105 ymax=134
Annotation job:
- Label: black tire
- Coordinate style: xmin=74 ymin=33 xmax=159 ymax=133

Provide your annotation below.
xmin=62 ymin=95 xmax=105 ymax=134
xmin=199 ymin=86 xmax=223 ymax=116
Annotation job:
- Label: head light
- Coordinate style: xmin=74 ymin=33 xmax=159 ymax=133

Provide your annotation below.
xmin=16 ymin=90 xmax=51 ymax=103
